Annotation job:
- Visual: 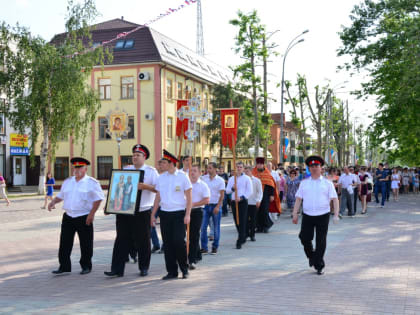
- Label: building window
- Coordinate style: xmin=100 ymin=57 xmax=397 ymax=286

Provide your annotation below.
xmin=121 ymin=76 xmax=134 ymax=99
xmin=54 ymin=157 xmax=69 ymax=180
xmin=177 ymin=82 xmax=183 ymax=99
xmin=197 ymin=123 xmax=201 ymax=143
xmin=98 ymin=117 xmax=111 ymax=139
xmin=167 ymin=117 xmax=173 ymax=139
xmin=166 ymin=79 xmax=173 ymax=99
xmin=97 ymin=156 xmax=113 ymax=180
xmin=121 ymin=156 xmax=132 ymax=168
xmin=99 ymin=78 xmax=111 ymax=100
xmin=122 ymin=116 xmax=135 ymax=139
xmin=291 ymin=140 xmax=296 ymax=148
xmin=203 ymin=93 xmax=209 ymax=110
xmin=193 ymin=87 xmax=197 ymax=97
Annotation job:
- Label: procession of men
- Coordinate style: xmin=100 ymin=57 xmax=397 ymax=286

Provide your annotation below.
xmin=48 ymin=140 xmax=341 ymax=279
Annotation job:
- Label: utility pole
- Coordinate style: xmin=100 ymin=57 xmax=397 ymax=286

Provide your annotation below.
xmin=196 ymin=0 xmax=204 ymax=56
xmin=262 ymin=34 xmax=268 ymax=160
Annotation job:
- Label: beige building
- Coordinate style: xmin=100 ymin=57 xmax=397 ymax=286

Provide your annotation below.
xmin=43 ymin=18 xmax=230 ymax=185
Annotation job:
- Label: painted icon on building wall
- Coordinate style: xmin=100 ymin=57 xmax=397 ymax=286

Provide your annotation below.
xmin=224 ymin=114 xmax=234 ymax=129
xmin=111 ymin=114 xmax=126 ymax=132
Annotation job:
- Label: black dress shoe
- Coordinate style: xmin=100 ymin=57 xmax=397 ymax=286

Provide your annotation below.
xmin=162 ymin=273 xmax=178 ymax=280
xmin=104 ymin=271 xmax=123 ymax=277
xmin=316 ymin=269 xmax=324 ymax=275
xmin=151 ymin=246 xmax=160 ymax=253
xmin=182 ymin=272 xmax=189 ymax=279
xmin=189 ymin=263 xmax=196 ymax=270
xmin=52 ymin=269 xmax=70 ymax=275
xmin=80 ymin=268 xmax=91 ymax=275
xmin=250 ymin=236 xmax=256 ymax=242
xmin=236 ymin=242 xmax=242 ymax=249
xmin=139 ymin=269 xmax=148 ymax=277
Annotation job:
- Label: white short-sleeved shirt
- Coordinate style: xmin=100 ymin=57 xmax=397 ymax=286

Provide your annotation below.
xmin=226 ymin=174 xmax=253 ymax=200
xmin=124 ymin=164 xmax=158 ymax=211
xmin=156 ymin=170 xmax=192 ymax=211
xmin=248 ymin=176 xmax=263 ymax=206
xmin=201 ymin=174 xmax=225 ymax=204
xmin=271 ymin=170 xmax=280 ymax=183
xmin=295 ymin=176 xmax=338 ymax=216
xmin=57 ymin=175 xmax=105 ymax=218
xmin=191 ymin=178 xmax=210 ymax=207
xmin=338 ymin=173 xmax=355 ymax=189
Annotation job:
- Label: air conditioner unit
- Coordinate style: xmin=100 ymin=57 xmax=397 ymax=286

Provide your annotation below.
xmin=138 ymin=72 xmax=150 ymax=80
xmin=145 ymin=113 xmax=154 ymax=120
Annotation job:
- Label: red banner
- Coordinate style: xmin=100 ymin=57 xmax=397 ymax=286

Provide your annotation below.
xmin=283 ymin=145 xmax=287 ymax=160
xmin=220 ymin=109 xmax=239 ymax=150
xmin=176 ymin=100 xmax=189 ymax=139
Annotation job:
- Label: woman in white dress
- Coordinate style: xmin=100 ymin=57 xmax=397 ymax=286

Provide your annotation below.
xmin=391 ymin=168 xmax=401 ymax=201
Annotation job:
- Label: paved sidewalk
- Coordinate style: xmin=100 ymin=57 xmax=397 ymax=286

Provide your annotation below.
xmin=0 ymin=194 xmax=420 ymax=314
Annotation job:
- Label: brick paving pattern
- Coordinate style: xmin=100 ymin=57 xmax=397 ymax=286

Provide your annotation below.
xmin=0 ymin=194 xmax=419 ymax=314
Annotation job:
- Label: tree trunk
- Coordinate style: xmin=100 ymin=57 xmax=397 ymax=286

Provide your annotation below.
xmin=317 ymin=123 xmax=322 ymax=155
xmin=38 ymin=123 xmax=48 ymax=195
xmin=250 ymin=25 xmax=259 ymax=159
xmin=263 ymin=36 xmax=268 ymax=160
xmin=219 ymin=139 xmax=223 ymax=166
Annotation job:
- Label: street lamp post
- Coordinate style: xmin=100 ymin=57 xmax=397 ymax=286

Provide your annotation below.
xmin=279 ymin=30 xmax=308 ymax=165
xmin=326 ymin=81 xmax=348 ymax=165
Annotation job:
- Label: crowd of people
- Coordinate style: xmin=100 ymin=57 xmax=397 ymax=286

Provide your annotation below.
xmin=45 ymin=145 xmax=420 ymax=279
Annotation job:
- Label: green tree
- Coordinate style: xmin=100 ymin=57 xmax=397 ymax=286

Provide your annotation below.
xmin=0 ymin=0 xmax=112 ymax=194
xmin=206 ymin=84 xmax=253 ymax=164
xmin=230 ymin=10 xmax=265 ymax=159
xmin=338 ymin=0 xmax=420 ymax=165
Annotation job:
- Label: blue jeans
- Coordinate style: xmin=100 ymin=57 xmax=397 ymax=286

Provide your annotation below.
xmin=375 ymin=182 xmax=386 ymax=206
xmin=222 ymin=193 xmax=228 ymax=216
xmin=201 ymin=204 xmax=221 ymax=250
xmin=151 ymin=209 xmax=160 ymax=249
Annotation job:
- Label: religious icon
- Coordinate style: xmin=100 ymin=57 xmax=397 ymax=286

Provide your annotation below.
xmin=105 ymin=169 xmax=144 ymax=215
xmin=110 ymin=114 xmax=126 ymax=132
xmin=224 ymin=114 xmax=234 ymax=128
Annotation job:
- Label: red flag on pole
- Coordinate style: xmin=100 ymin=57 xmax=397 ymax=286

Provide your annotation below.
xmin=220 ymin=109 xmax=240 ymax=150
xmin=176 ymin=100 xmax=189 ymax=139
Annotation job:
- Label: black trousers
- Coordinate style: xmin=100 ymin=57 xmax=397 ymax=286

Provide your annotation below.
xmin=353 ymin=187 xmax=358 ymax=214
xmin=188 ymin=208 xmax=203 ymax=264
xmin=299 ymin=212 xmax=330 ymax=271
xmin=58 ymin=213 xmax=93 ymax=272
xmin=111 ymin=210 xmax=151 ymax=275
xmin=246 ymin=204 xmax=257 ymax=238
xmin=160 ymin=210 xmax=188 ymax=275
xmin=231 ymin=199 xmax=248 ymax=244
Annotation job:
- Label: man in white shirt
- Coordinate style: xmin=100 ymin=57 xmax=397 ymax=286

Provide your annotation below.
xmin=292 ymin=155 xmax=339 ymax=275
xmin=349 ymin=166 xmax=361 ymax=214
xmin=151 ymin=150 xmax=192 ymax=280
xmin=104 ymin=144 xmax=158 ymax=278
xmin=244 ymin=166 xmax=263 ymax=242
xmin=201 ymin=162 xmax=225 ymax=254
xmin=226 ymin=161 xmax=253 ymax=249
xmin=180 ymin=155 xmax=192 ymax=175
xmin=189 ymin=164 xmax=210 ymax=269
xmin=48 ymin=157 xmax=104 ymax=275
xmin=338 ymin=166 xmax=357 ymax=217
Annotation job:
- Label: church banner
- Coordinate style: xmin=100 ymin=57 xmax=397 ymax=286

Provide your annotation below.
xmin=220 ymin=109 xmax=239 ymax=150
xmin=176 ymin=100 xmax=189 ymax=139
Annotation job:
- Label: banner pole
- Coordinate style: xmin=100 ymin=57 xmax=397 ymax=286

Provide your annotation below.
xmin=232 ymin=133 xmax=239 ymax=226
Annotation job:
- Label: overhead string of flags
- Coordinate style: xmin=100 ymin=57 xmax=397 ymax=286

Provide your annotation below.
xmin=69 ymin=0 xmax=198 ymax=57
